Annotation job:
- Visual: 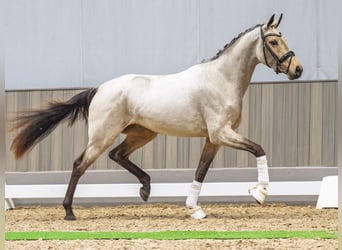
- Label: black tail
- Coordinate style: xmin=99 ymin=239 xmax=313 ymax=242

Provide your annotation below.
xmin=10 ymin=88 xmax=98 ymax=159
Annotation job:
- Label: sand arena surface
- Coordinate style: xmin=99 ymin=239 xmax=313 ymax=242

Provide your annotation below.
xmin=6 ymin=203 xmax=338 ymax=249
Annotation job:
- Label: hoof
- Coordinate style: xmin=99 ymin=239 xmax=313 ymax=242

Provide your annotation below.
xmin=139 ymin=187 xmax=150 ymax=202
xmin=64 ymin=214 xmax=76 ymax=221
xmin=188 ymin=206 xmax=207 ymax=220
xmin=248 ymin=184 xmax=268 ymax=204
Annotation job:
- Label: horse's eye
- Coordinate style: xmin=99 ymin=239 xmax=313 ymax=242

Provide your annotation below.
xmin=270 ymin=40 xmax=278 ymax=46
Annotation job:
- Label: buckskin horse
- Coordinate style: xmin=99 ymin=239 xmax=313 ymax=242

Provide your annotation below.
xmin=11 ymin=14 xmax=303 ymax=220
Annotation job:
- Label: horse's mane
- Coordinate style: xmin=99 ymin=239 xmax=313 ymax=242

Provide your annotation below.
xmin=202 ymin=24 xmax=262 ymax=63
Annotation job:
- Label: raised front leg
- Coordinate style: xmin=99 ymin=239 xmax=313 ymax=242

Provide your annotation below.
xmin=186 ymin=139 xmax=220 ymax=219
xmin=209 ymin=126 xmax=269 ymax=204
xmin=248 ymin=155 xmax=269 ymax=204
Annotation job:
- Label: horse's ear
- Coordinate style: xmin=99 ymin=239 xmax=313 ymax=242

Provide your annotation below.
xmin=274 ymin=13 xmax=283 ymax=28
xmin=266 ymin=14 xmax=275 ymax=29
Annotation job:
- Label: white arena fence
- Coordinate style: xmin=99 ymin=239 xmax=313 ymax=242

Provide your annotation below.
xmin=5 ymin=167 xmax=337 ymax=209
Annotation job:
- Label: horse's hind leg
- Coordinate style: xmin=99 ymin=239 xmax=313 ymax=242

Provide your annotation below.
xmin=109 ymin=125 xmax=157 ymax=201
xmin=63 ymin=151 xmax=88 ymax=220
xmin=186 ymin=138 xmax=220 ymax=219
xmin=63 ymin=127 xmax=121 ymax=220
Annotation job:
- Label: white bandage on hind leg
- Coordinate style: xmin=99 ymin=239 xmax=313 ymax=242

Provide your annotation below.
xmin=186 ymin=180 xmax=202 ymax=208
xmin=257 ymin=155 xmax=269 ymax=189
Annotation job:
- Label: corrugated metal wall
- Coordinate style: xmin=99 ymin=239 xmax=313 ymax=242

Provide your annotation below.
xmin=6 ymin=81 xmax=337 ymax=172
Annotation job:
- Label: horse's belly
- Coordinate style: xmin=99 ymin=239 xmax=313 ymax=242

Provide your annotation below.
xmin=136 ymin=117 xmax=207 ymax=137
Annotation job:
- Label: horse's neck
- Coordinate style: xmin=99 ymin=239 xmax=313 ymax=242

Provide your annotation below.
xmin=213 ymin=29 xmax=260 ymax=98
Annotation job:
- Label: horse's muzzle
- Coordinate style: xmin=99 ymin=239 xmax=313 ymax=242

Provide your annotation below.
xmin=295 ymin=65 xmax=303 ymax=78
xmin=288 ymin=64 xmax=303 ymax=80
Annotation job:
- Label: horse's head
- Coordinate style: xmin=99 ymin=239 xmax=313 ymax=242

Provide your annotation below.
xmin=257 ymin=14 xmax=303 ymax=80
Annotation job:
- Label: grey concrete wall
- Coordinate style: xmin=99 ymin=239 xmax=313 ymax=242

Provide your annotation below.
xmin=5 ymin=0 xmax=338 ymax=90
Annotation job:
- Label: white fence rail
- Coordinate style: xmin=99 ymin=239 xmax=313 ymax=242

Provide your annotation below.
xmin=5 ymin=167 xmax=337 ymax=209
xmin=5 ymin=182 xmax=321 ymax=200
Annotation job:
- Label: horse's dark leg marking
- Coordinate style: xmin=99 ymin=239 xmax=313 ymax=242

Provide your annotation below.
xmin=186 ymin=139 xmax=220 ymax=218
xmin=63 ymin=140 xmax=109 ymax=220
xmin=231 ymin=137 xmax=265 ymax=157
xmin=63 ymin=151 xmax=89 ymax=221
xmin=213 ymin=128 xmax=265 ymax=158
xmin=109 ymin=125 xmax=157 ymax=201
xmin=195 ymin=139 xmax=220 ymax=183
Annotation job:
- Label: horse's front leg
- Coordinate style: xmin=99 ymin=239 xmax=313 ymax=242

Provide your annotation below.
xmin=210 ymin=126 xmax=269 ymax=204
xmin=186 ymin=139 xmax=220 ymax=219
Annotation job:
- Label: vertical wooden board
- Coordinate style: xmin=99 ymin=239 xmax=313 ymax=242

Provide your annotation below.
xmin=309 ymin=82 xmax=323 ymax=165
xmin=249 ymin=85 xmax=262 ymax=142
xmin=141 ymin=135 xmax=154 ymax=169
xmin=272 ymin=84 xmax=286 ymax=166
xmin=322 ymin=82 xmax=337 ymax=166
xmin=165 ymin=136 xmax=178 ymax=169
xmin=283 ymin=84 xmax=299 ymax=166
xmin=260 ymin=84 xmax=274 ymax=165
xmin=153 ymin=135 xmax=166 ymax=169
xmin=188 ymin=137 xmax=202 ymax=169
xmin=297 ymin=83 xmax=311 ymax=166
xmin=236 ymin=87 xmax=250 ymax=167
xmin=223 ymin=146 xmax=237 ymax=168
xmin=177 ymin=137 xmax=189 ymax=168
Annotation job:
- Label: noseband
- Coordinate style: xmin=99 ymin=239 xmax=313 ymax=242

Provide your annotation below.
xmin=260 ymin=25 xmax=295 ymax=74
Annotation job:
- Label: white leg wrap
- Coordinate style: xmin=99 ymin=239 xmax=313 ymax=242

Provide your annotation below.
xmin=186 ymin=180 xmax=206 ymax=219
xmin=249 ymin=155 xmax=269 ymax=204
xmin=256 ymin=155 xmax=269 ymax=188
xmin=186 ymin=180 xmax=202 ymax=208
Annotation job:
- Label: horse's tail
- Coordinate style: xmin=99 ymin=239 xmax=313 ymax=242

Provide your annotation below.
xmin=10 ymin=88 xmax=98 ymax=159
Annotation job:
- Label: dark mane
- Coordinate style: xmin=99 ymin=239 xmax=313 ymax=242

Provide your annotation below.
xmin=202 ymin=24 xmax=262 ymax=63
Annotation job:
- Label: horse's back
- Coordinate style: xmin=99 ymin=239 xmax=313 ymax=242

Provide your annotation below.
xmin=87 ymin=64 xmax=225 ymax=137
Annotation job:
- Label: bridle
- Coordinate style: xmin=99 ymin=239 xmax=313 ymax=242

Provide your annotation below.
xmin=260 ymin=25 xmax=295 ymax=74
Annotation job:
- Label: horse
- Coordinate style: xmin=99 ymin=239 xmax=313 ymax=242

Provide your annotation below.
xmin=10 ymin=14 xmax=303 ymax=220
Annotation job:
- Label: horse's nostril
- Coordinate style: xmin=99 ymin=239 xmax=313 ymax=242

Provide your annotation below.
xmin=295 ymin=66 xmax=303 ymax=76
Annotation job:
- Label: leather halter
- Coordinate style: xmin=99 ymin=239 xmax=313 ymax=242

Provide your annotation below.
xmin=260 ymin=25 xmax=295 ymax=74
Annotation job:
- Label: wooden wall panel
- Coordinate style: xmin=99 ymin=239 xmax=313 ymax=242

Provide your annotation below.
xmin=309 ymin=83 xmax=323 ymax=165
xmin=5 ymin=81 xmax=337 ymax=172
